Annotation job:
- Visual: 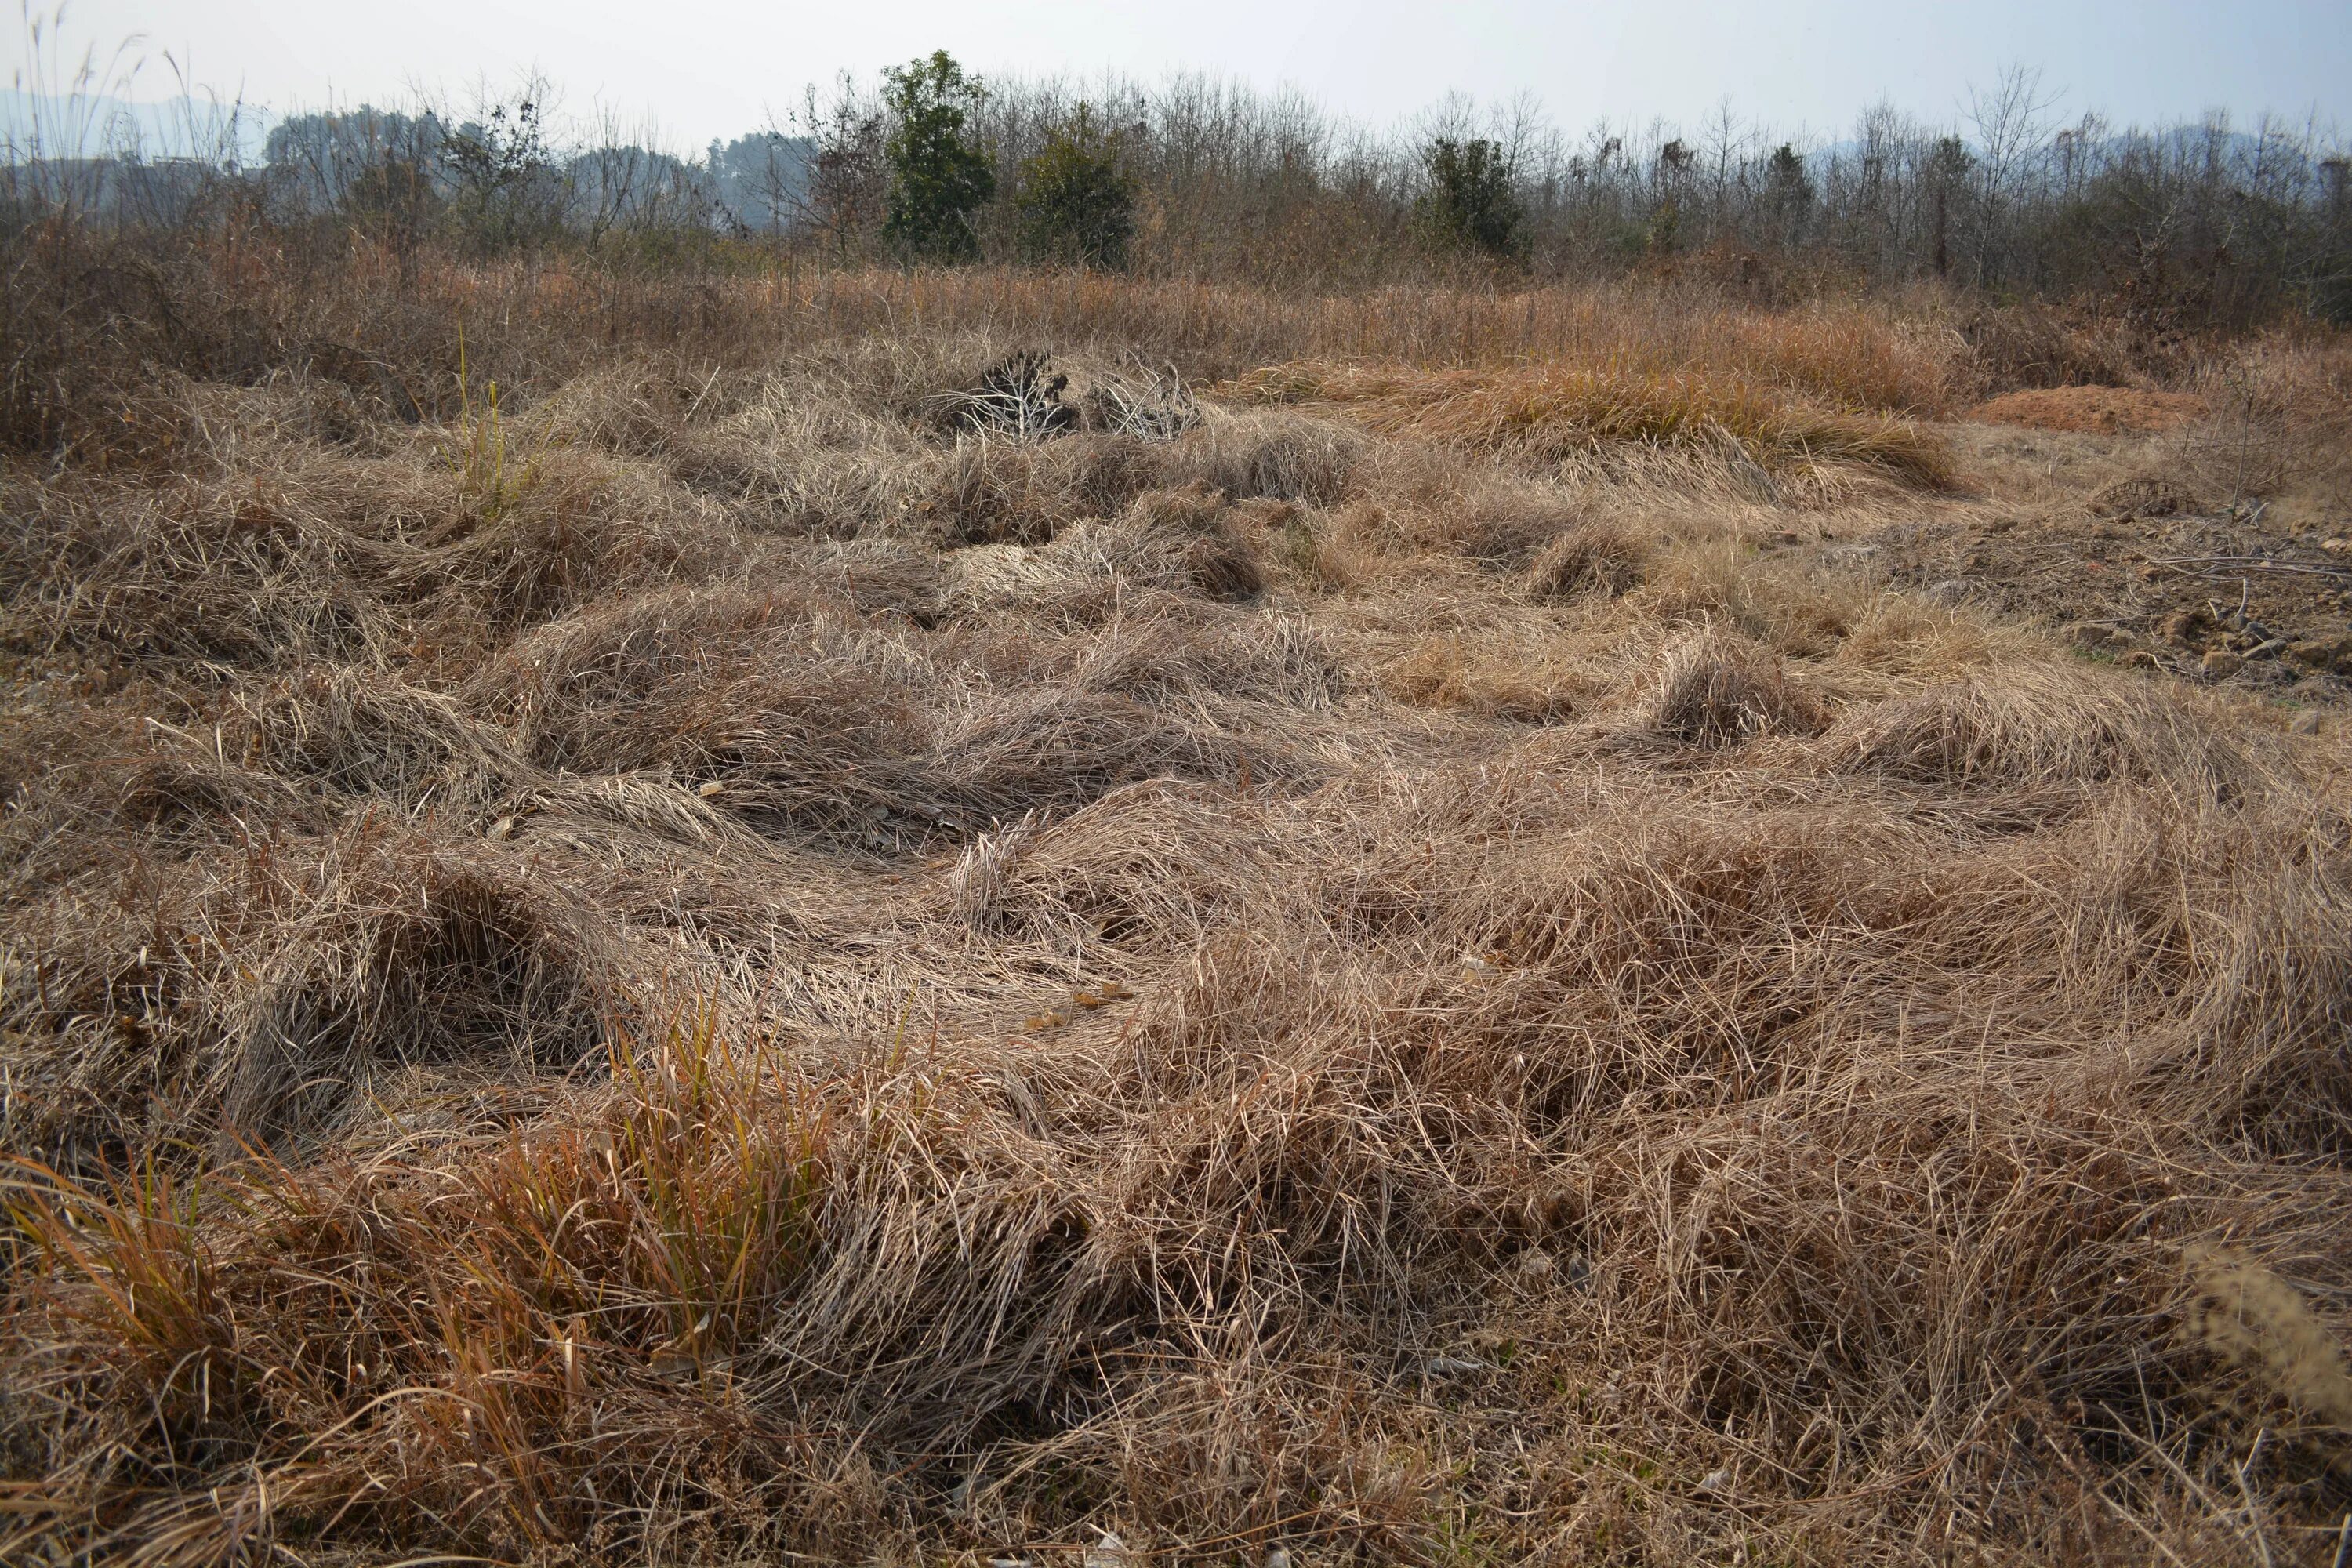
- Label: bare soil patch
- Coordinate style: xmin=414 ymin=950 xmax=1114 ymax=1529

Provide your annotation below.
xmin=1867 ymin=458 xmax=2352 ymax=706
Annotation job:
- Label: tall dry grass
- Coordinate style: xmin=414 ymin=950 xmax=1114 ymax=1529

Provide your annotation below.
xmin=2 ymin=251 xmax=2350 ymax=1566
xmin=7 ymin=232 xmax=1994 ymax=466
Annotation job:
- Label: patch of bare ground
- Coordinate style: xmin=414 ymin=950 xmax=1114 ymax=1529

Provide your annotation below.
xmin=1863 ymin=358 xmax=2352 ymax=710
xmin=2 ymin=268 xmax=2351 ymax=1568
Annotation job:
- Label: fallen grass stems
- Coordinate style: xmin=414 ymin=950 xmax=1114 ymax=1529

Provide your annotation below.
xmin=1 ymin=252 xmax=2350 ymax=1566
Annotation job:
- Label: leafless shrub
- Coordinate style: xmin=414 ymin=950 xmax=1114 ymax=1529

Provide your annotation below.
xmin=931 ymin=350 xmax=1078 ymax=441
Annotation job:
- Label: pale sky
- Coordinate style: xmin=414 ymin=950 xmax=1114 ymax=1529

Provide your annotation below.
xmin=12 ymin=0 xmax=2349 ymax=151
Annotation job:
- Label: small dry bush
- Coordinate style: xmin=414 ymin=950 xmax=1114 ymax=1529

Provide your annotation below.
xmin=1958 ymin=300 xmax=2160 ymax=391
xmin=2173 ymin=337 xmax=2352 ymax=508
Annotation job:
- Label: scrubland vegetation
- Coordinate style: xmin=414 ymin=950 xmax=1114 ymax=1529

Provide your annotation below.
xmin=5 ymin=36 xmax=2352 ymax=1568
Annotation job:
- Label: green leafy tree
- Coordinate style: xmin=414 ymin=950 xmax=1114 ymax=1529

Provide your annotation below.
xmin=880 ymin=51 xmax=994 ymax=263
xmin=1419 ymin=136 xmax=1523 ymax=259
xmin=1014 ymin=105 xmax=1136 ymax=269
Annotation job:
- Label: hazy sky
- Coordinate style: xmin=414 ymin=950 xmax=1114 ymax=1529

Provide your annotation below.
xmin=12 ymin=0 xmax=2348 ymax=149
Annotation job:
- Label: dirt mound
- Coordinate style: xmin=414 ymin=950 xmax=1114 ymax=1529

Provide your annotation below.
xmin=1966 ymin=384 xmax=2207 ymax=434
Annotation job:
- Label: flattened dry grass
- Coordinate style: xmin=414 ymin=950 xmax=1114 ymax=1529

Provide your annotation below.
xmin=2 ymin=270 xmax=2350 ymax=1568
xmin=1225 ymin=359 xmax=1957 ymax=490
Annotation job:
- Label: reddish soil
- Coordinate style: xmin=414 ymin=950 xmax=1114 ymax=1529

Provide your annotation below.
xmin=1967 ymin=386 xmax=2209 ymax=435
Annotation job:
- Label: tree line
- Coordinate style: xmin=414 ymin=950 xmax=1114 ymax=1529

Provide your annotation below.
xmin=8 ymin=53 xmax=2349 ymax=324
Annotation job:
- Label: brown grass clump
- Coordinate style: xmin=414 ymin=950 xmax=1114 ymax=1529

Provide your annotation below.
xmin=214 ymin=833 xmax=613 ymax=1152
xmin=1634 ymin=624 xmax=1826 ymax=745
xmin=909 ymin=437 xmax=1082 ymax=546
xmin=1417 ymin=476 xmax=1588 ymax=564
xmin=227 ymin=665 xmax=528 ymax=813
xmin=1159 ymin=408 xmax=1363 ymax=504
xmin=1817 ymin=662 xmax=2270 ymax=801
xmin=911 ymin=432 xmax=1166 ymax=546
xmin=8 ymin=262 xmax=2352 ymax=1568
xmin=1526 ymin=517 xmax=1651 ymax=598
xmin=1383 ymin=634 xmax=1584 ymax=722
xmin=1227 ymin=360 xmax=1958 ymax=490
xmin=1095 ymin=482 xmax=1266 ymax=601
xmin=0 ymin=475 xmax=401 ymax=667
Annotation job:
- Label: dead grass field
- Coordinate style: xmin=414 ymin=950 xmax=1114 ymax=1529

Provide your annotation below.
xmin=3 ymin=260 xmax=2352 ymax=1566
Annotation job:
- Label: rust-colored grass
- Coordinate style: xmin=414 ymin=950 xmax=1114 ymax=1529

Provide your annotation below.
xmin=1969 ymin=384 xmax=2210 ymax=434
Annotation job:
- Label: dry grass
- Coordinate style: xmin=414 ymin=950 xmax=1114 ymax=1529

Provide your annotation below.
xmin=1224 ymin=361 xmax=1958 ymax=491
xmin=1524 ymin=518 xmax=1651 ymax=599
xmin=3 ymin=259 xmax=2351 ymax=1567
xmin=1632 ymin=625 xmax=1827 ymax=745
